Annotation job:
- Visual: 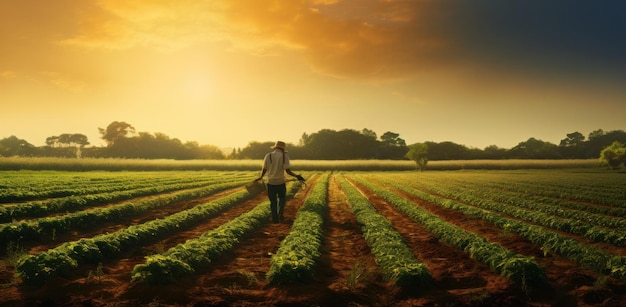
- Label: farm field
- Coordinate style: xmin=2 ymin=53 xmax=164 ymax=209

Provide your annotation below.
xmin=0 ymin=169 xmax=625 ymax=306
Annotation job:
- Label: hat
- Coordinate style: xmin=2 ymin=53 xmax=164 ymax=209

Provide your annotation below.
xmin=271 ymin=140 xmax=287 ymax=151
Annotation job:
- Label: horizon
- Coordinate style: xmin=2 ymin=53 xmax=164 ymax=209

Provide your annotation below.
xmin=2 ymin=1 xmax=625 ymax=150
xmin=3 ymin=125 xmax=621 ymax=152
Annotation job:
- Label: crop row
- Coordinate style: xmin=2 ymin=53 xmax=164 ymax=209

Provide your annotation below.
xmin=430 ymin=172 xmax=625 ymax=207
xmin=388 ymin=174 xmax=626 ymax=246
xmin=461 ymin=184 xmax=626 ymax=228
xmin=0 ymin=173 xmax=252 ymax=223
xmin=0 ymin=171 xmax=245 ymax=203
xmin=420 ymin=174 xmax=626 ymax=216
xmin=347 ymin=174 xmax=546 ymax=284
xmin=365 ymin=174 xmax=626 ymax=280
xmin=266 ymin=173 xmax=330 ymax=284
xmin=0 ymin=171 xmax=126 ymax=200
xmin=336 ymin=175 xmax=431 ymax=286
xmin=16 ymin=185 xmax=258 ymax=284
xmin=0 ymin=171 xmax=182 ymax=202
xmin=131 ymin=180 xmax=305 ymax=284
xmin=0 ymin=179 xmax=249 ymax=244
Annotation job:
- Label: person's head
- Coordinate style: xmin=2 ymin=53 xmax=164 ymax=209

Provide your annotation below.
xmin=271 ymin=140 xmax=287 ymax=152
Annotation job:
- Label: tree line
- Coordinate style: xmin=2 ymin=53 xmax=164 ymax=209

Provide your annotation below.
xmin=1 ymin=121 xmax=625 ymax=164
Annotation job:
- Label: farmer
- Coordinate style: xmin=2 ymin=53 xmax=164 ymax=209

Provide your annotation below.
xmin=255 ymin=141 xmax=305 ymax=223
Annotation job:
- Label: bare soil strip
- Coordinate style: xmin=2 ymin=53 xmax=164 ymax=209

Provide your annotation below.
xmin=308 ymin=175 xmax=387 ymax=305
xmin=413 ymin=183 xmax=626 ymax=257
xmin=169 ymin=177 xmax=319 ymax=306
xmin=379 ymin=182 xmax=626 ymax=306
xmin=1 ymin=188 xmax=266 ymax=306
xmin=348 ymin=178 xmax=521 ymax=306
xmin=407 ymin=182 xmax=626 ymax=257
xmin=25 ymin=187 xmax=244 ymax=255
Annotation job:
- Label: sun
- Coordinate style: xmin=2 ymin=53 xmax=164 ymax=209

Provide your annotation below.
xmin=180 ymin=73 xmax=215 ymax=105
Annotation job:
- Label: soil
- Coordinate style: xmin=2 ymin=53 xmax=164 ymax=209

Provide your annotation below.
xmin=1 ymin=174 xmax=625 ymax=306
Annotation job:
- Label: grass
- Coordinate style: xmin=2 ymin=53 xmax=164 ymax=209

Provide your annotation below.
xmin=0 ymin=157 xmax=601 ymax=171
xmin=346 ymin=259 xmax=376 ymax=291
xmin=427 ymin=159 xmax=600 ymax=170
xmin=3 ymin=242 xmax=27 ymax=268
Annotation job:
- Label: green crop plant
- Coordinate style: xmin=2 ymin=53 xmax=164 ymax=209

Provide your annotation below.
xmin=346 ymin=259 xmax=376 ymax=291
xmin=266 ymin=173 xmax=329 ymax=285
xmin=368 ymin=173 xmax=626 ymax=280
xmin=1 ymin=179 xmax=248 ymax=244
xmin=388 ymin=174 xmax=626 ymax=246
xmin=17 ymin=187 xmax=254 ymax=285
xmin=0 ymin=173 xmax=243 ymax=222
xmin=337 ymin=175 xmax=431 ymax=287
xmin=131 ymin=180 xmax=306 ymax=284
xmin=349 ymin=174 xmax=545 ymax=284
xmin=2 ymin=242 xmax=27 ymax=268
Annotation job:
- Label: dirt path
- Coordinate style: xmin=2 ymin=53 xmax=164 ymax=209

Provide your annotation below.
xmin=174 ymin=177 xmax=318 ymax=306
xmin=314 ymin=175 xmax=386 ymax=304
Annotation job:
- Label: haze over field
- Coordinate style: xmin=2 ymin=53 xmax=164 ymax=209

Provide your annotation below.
xmin=1 ymin=1 xmax=625 ymax=149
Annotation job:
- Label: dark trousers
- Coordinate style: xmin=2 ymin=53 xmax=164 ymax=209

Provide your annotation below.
xmin=267 ymin=183 xmax=286 ymax=222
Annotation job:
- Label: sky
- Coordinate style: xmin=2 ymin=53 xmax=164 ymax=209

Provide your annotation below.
xmin=1 ymin=0 xmax=625 ymax=150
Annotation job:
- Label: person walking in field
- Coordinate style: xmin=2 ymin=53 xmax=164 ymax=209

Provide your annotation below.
xmin=255 ymin=141 xmax=305 ymax=223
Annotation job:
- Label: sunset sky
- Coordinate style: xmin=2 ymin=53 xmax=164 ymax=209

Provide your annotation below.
xmin=1 ymin=1 xmax=625 ymax=150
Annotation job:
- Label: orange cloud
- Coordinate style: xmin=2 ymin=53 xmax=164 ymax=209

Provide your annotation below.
xmin=221 ymin=1 xmax=451 ymax=80
xmin=39 ymin=71 xmax=90 ymax=93
xmin=61 ymin=0 xmax=228 ymax=51
xmin=1 ymin=70 xmax=17 ymax=79
xmin=59 ymin=0 xmax=451 ymax=81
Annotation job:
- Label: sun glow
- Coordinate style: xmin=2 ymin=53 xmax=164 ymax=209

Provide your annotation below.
xmin=179 ymin=73 xmax=215 ymax=105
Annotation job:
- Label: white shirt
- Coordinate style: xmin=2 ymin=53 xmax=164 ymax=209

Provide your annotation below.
xmin=263 ymin=150 xmax=291 ymax=185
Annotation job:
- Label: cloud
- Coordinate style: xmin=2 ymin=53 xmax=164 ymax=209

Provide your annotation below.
xmin=0 ymin=70 xmax=89 ymax=93
xmin=60 ymin=0 xmax=626 ymax=82
xmin=60 ymin=0 xmax=229 ymax=51
xmin=39 ymin=71 xmax=90 ymax=93
xmin=58 ymin=0 xmax=450 ymax=80
xmin=1 ymin=70 xmax=17 ymax=79
xmin=220 ymin=0 xmax=455 ymax=81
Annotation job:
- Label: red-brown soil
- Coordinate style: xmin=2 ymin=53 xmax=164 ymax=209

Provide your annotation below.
xmin=1 ymin=174 xmax=625 ymax=306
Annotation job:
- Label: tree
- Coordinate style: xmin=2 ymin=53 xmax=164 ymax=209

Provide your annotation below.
xmin=583 ymin=129 xmax=626 ymax=158
xmin=482 ymin=145 xmax=507 ymax=159
xmin=588 ymin=129 xmax=605 ymax=140
xmin=195 ymin=144 xmax=225 ymax=159
xmin=45 ymin=136 xmax=60 ymax=147
xmin=405 ymin=143 xmax=428 ymax=171
xmin=425 ymin=141 xmax=470 ymax=160
xmin=361 ymin=128 xmax=377 ymax=139
xmin=378 ymin=131 xmax=408 ymax=159
xmin=380 ymin=131 xmax=406 ymax=146
xmin=508 ymin=138 xmax=560 ymax=159
xmin=559 ymin=132 xmax=585 ymax=147
xmin=559 ymin=132 xmax=585 ymax=158
xmin=300 ymin=129 xmax=378 ymax=159
xmin=0 ymin=136 xmax=35 ymax=157
xmin=299 ymin=133 xmax=311 ymax=147
xmin=44 ymin=133 xmax=90 ymax=158
xmin=237 ymin=141 xmax=276 ymax=159
xmin=99 ymin=121 xmax=135 ymax=146
xmin=599 ymin=141 xmax=626 ymax=170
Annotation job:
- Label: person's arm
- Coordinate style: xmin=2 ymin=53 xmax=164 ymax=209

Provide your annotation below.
xmin=286 ymin=168 xmax=305 ymax=182
xmin=256 ymin=154 xmax=269 ymax=181
xmin=255 ymin=168 xmax=266 ymax=181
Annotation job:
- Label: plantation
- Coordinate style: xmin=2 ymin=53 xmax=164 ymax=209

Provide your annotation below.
xmin=0 ymin=167 xmax=625 ymax=306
